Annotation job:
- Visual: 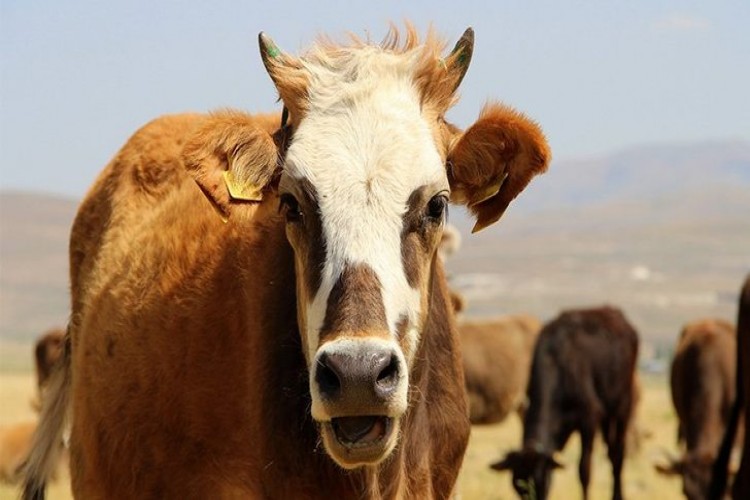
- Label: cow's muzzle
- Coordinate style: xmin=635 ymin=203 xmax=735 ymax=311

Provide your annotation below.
xmin=310 ymin=338 xmax=408 ymax=467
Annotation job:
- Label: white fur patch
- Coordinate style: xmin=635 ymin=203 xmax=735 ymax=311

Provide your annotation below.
xmin=284 ymin=46 xmax=448 ymax=364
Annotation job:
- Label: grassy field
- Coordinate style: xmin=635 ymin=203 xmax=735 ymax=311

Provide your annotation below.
xmin=0 ymin=372 xmax=687 ymax=499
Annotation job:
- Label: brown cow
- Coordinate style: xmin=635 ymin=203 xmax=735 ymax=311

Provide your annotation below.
xmin=491 ymin=306 xmax=639 ymax=500
xmin=656 ymin=318 xmax=738 ymax=500
xmin=22 ymin=25 xmax=550 ymax=499
xmin=1 ymin=331 xmax=66 ymax=485
xmin=711 ymin=275 xmax=750 ymax=500
xmin=0 ymin=422 xmax=36 ymax=484
xmin=460 ymin=315 xmax=541 ymax=425
xmin=32 ymin=329 xmax=65 ymax=411
xmin=34 ymin=329 xmax=65 ymax=392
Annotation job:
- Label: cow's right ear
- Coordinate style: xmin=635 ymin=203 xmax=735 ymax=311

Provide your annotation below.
xmin=183 ymin=111 xmax=280 ymax=220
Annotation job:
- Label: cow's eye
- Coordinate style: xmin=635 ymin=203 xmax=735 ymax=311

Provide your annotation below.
xmin=280 ymin=193 xmax=303 ymax=223
xmin=426 ymin=194 xmax=448 ymax=222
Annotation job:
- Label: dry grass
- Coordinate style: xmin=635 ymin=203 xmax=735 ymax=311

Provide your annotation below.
xmin=0 ymin=373 xmax=686 ymax=500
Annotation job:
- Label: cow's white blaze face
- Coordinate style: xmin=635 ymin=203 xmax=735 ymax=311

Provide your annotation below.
xmin=278 ymin=48 xmax=450 ymax=467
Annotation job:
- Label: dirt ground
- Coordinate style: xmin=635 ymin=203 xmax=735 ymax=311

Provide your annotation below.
xmin=0 ymin=372 xmax=689 ymax=499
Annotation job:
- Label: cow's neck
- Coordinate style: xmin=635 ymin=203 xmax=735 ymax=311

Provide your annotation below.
xmin=252 ymin=233 xmax=467 ymax=498
xmin=522 ymin=361 xmax=567 ymax=452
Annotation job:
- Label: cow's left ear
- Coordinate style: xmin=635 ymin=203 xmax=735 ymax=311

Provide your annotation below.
xmin=446 ymin=103 xmax=550 ymax=233
xmin=183 ymin=111 xmax=280 ymax=221
xmin=490 ymin=451 xmax=522 ymax=472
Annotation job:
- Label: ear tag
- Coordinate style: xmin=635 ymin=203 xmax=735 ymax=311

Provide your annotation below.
xmin=223 ymin=170 xmax=264 ymax=202
xmin=471 ymin=172 xmax=508 ymax=206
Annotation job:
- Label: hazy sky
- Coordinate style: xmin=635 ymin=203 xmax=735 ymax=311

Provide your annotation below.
xmin=2 ymin=0 xmax=749 ymax=197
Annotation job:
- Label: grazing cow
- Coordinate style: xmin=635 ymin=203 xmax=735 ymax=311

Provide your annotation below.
xmin=711 ymin=275 xmax=750 ymax=500
xmin=491 ymin=306 xmax=639 ymax=500
xmin=0 ymin=331 xmax=67 ymax=484
xmin=22 ymin=26 xmax=550 ymax=499
xmin=656 ymin=318 xmax=738 ymax=500
xmin=460 ymin=315 xmax=541 ymax=425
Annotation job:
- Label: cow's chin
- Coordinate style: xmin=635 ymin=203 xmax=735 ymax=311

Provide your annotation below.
xmin=319 ymin=416 xmax=400 ymax=469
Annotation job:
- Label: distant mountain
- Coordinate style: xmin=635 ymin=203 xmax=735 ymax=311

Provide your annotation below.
xmin=0 ymin=140 xmax=748 ymax=355
xmin=0 ymin=191 xmax=77 ymax=343
xmin=510 ymin=140 xmax=750 ymax=214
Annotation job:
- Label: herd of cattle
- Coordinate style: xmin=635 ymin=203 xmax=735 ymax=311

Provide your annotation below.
xmin=1 ymin=25 xmax=748 ymax=499
xmin=0 ymin=233 xmax=746 ymax=500
xmin=2 ymin=276 xmax=749 ymax=499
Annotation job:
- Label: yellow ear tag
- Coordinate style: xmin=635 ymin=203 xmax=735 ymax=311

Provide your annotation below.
xmin=472 ymin=172 xmax=508 ymax=206
xmin=223 ymin=170 xmax=264 ymax=202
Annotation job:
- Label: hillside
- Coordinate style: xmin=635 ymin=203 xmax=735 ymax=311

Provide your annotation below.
xmin=509 ymin=140 xmax=750 ymax=213
xmin=1 ymin=140 xmax=748 ymax=367
xmin=0 ymin=192 xmax=77 ymax=347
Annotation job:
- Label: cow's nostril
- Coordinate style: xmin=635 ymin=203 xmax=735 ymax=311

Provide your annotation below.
xmin=316 ymin=354 xmax=341 ymax=398
xmin=376 ymin=355 xmax=400 ymax=392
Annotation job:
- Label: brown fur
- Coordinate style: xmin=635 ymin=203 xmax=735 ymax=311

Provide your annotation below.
xmin=659 ymin=318 xmax=739 ymax=500
xmin=460 ymin=315 xmax=541 ymax=425
xmin=183 ymin=110 xmax=280 ymax=218
xmin=319 ymin=264 xmax=389 ymax=344
xmin=447 ymin=103 xmax=551 ymax=232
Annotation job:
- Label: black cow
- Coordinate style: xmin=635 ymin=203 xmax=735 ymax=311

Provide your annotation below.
xmin=491 ymin=306 xmax=639 ymax=500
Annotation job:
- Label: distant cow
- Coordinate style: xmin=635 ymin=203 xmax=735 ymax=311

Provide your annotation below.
xmin=491 ymin=306 xmax=639 ymax=500
xmin=34 ymin=329 xmax=65 ymax=391
xmin=23 ymin=25 xmax=551 ymax=499
xmin=711 ymin=275 xmax=750 ymax=500
xmin=449 ymin=289 xmax=467 ymax=316
xmin=0 ymin=422 xmax=36 ymax=484
xmin=1 ymin=331 xmax=66 ymax=485
xmin=656 ymin=319 xmax=738 ymax=500
xmin=460 ymin=314 xmax=541 ymax=425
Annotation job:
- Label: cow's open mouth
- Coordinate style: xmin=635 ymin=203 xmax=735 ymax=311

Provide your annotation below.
xmin=320 ymin=416 xmax=397 ymax=468
xmin=331 ymin=416 xmax=392 ymax=447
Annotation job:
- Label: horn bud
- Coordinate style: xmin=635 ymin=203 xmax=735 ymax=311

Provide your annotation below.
xmin=447 ymin=27 xmax=475 ymax=91
xmin=258 ymin=32 xmax=308 ymax=124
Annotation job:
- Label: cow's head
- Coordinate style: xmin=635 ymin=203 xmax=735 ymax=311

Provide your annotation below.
xmin=186 ymin=26 xmax=549 ymax=469
xmin=655 ymin=452 xmax=716 ymax=500
xmin=491 ymin=449 xmax=564 ymax=499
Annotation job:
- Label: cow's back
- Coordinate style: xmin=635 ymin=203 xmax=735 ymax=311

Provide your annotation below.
xmin=67 ymin=113 xmax=293 ymax=497
xmin=461 ymin=315 xmax=541 ymax=424
xmin=533 ymin=307 xmax=638 ymax=414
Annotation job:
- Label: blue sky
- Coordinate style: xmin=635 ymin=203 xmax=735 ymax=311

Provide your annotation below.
xmin=1 ymin=0 xmax=748 ymax=197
